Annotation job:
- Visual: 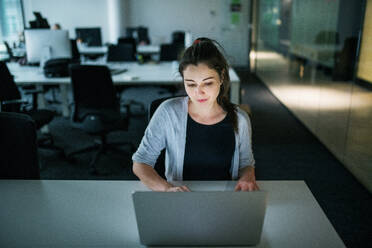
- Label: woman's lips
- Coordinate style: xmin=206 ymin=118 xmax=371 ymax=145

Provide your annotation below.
xmin=197 ymin=99 xmax=208 ymax=103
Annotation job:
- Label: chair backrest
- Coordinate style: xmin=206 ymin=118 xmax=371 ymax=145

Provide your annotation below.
xmin=159 ymin=43 xmax=184 ymax=61
xmin=3 ymin=41 xmax=13 ymax=58
xmin=0 ymin=61 xmax=22 ymax=112
xmin=172 ymin=31 xmax=185 ymax=45
xmin=69 ymin=65 xmax=118 ymax=119
xmin=70 ymin=39 xmax=80 ymax=61
xmin=0 ymin=112 xmax=40 ymax=179
xmin=118 ymin=37 xmax=137 ymax=53
xmin=107 ymin=44 xmax=136 ymax=62
xmin=148 ymin=96 xmax=177 ymax=179
xmin=137 ymin=26 xmax=150 ymax=45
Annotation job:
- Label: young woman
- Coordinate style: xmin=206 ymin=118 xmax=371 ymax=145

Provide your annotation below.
xmin=132 ymin=38 xmax=258 ymax=192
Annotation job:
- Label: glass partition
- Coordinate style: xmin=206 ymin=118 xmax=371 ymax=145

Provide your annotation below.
xmin=253 ymin=0 xmax=371 ymax=192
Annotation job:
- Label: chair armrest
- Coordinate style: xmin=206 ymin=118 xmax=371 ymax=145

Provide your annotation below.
xmin=24 ymin=89 xmax=44 ymax=95
xmin=1 ymin=99 xmax=29 ymax=105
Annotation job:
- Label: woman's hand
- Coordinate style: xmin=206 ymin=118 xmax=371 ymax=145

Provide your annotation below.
xmin=235 ymin=166 xmax=259 ymax=191
xmin=234 ymin=179 xmax=259 ymax=191
xmin=165 ymin=185 xmax=191 ymax=192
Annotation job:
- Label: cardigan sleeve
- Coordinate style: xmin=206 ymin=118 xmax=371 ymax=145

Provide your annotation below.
xmin=132 ymin=102 xmax=168 ymax=167
xmin=237 ymin=109 xmax=255 ymax=168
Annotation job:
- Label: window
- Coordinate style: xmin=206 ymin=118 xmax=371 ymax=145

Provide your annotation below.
xmin=0 ymin=0 xmax=24 ymax=44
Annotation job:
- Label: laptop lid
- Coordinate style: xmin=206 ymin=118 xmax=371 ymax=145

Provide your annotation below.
xmin=132 ymin=191 xmax=267 ymax=246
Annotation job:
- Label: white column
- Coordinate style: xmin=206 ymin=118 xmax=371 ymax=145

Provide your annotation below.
xmin=107 ymin=0 xmax=127 ymax=44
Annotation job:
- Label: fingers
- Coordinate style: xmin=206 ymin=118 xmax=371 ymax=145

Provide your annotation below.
xmin=181 ymin=185 xmax=191 ymax=192
xmin=166 ymin=185 xmax=191 ymax=192
xmin=234 ymin=184 xmax=241 ymax=192
xmin=235 ymin=181 xmax=260 ymax=192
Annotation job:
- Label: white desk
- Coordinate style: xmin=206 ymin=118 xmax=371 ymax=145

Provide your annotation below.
xmin=0 ymin=180 xmax=345 ymax=248
xmin=78 ymin=45 xmax=160 ymax=56
xmin=7 ymin=62 xmax=240 ymax=117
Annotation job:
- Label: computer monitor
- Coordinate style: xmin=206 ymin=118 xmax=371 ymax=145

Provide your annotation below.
xmin=75 ymin=27 xmax=102 ymax=46
xmin=24 ymin=29 xmax=72 ymax=63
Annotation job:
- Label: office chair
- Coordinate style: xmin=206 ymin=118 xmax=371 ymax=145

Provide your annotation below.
xmin=171 ymin=31 xmax=185 ymax=46
xmin=137 ymin=26 xmax=151 ymax=45
xmin=118 ymin=37 xmax=137 ymax=54
xmin=42 ymin=39 xmax=80 ymax=105
xmin=0 ymin=112 xmax=40 ymax=179
xmin=159 ymin=43 xmax=184 ymax=61
xmin=68 ymin=64 xmax=135 ymax=175
xmin=3 ymin=41 xmax=24 ymax=62
xmin=0 ymin=61 xmax=63 ymax=156
xmin=107 ymin=43 xmax=136 ymax=62
xmin=148 ymin=96 xmax=177 ymax=179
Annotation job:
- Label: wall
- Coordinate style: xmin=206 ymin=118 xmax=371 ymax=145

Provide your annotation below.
xmin=22 ymin=0 xmax=112 ymax=43
xmin=22 ymin=0 xmax=250 ymax=66
xmin=126 ymin=0 xmax=250 ymax=66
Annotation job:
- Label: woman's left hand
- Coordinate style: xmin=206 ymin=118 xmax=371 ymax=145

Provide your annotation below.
xmin=234 ymin=179 xmax=259 ymax=191
xmin=234 ymin=166 xmax=259 ymax=191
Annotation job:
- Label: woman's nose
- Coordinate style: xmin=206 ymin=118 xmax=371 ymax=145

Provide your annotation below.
xmin=196 ymin=85 xmax=205 ymax=95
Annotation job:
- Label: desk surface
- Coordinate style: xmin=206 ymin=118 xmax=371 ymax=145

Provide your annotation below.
xmin=0 ymin=180 xmax=345 ymax=248
xmin=78 ymin=45 xmax=160 ymax=55
xmin=7 ymin=61 xmax=241 ymax=116
xmin=8 ymin=62 xmax=239 ymax=85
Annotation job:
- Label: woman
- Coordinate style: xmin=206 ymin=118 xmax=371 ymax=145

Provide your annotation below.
xmin=132 ymin=38 xmax=258 ymax=192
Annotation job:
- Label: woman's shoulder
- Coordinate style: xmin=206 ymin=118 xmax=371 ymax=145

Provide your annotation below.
xmin=235 ymin=105 xmax=252 ymax=130
xmin=236 ymin=106 xmax=250 ymax=121
xmin=159 ymin=96 xmax=187 ymax=111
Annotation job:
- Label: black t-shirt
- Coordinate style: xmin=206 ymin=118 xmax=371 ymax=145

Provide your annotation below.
xmin=183 ymin=112 xmax=235 ymax=180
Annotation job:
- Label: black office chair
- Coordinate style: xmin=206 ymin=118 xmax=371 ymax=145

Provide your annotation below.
xmin=107 ymin=43 xmax=136 ymax=62
xmin=68 ymin=64 xmax=135 ymax=175
xmin=0 ymin=112 xmax=40 ymax=179
xmin=171 ymin=31 xmax=185 ymax=46
xmin=137 ymin=26 xmax=151 ymax=45
xmin=43 ymin=39 xmax=80 ymax=105
xmin=118 ymin=37 xmax=137 ymax=54
xmin=147 ymin=96 xmax=178 ymax=179
xmin=159 ymin=43 xmax=184 ymax=61
xmin=0 ymin=62 xmax=63 ymax=155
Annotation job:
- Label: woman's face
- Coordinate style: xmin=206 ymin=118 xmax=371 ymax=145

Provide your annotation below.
xmin=183 ymin=63 xmax=222 ymax=107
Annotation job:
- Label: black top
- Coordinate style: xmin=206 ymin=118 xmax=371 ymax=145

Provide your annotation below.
xmin=183 ymin=112 xmax=235 ymax=180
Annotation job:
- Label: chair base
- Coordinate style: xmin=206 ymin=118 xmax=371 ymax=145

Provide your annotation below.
xmin=67 ymin=135 xmax=134 ymax=176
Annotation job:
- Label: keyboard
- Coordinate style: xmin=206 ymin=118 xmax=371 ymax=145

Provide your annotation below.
xmin=110 ymin=68 xmax=128 ymax=75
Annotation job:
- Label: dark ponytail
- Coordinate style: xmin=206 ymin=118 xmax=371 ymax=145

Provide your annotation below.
xmin=179 ymin=37 xmax=238 ymax=132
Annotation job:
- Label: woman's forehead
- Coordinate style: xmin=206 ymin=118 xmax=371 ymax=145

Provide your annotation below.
xmin=183 ymin=63 xmax=219 ymax=77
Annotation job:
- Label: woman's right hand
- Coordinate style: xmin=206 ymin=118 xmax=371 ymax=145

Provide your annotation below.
xmin=165 ymin=185 xmax=191 ymax=192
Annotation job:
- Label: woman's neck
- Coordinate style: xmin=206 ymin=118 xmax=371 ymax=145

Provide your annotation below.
xmin=188 ymin=99 xmax=226 ymax=124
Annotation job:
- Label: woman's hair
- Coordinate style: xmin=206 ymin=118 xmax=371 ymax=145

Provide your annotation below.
xmin=179 ymin=37 xmax=238 ymax=132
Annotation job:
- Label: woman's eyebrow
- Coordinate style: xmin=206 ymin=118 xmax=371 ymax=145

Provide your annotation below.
xmin=202 ymin=76 xmax=214 ymax=81
xmin=184 ymin=76 xmax=214 ymax=82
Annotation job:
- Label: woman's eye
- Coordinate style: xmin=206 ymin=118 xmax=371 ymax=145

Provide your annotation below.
xmin=187 ymin=84 xmax=196 ymax=87
xmin=205 ymin=82 xmax=213 ymax=86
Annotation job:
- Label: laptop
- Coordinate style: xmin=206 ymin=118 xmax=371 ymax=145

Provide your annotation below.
xmin=132 ymin=190 xmax=268 ymax=246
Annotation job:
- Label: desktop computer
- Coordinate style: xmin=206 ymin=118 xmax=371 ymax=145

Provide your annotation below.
xmin=75 ymin=27 xmax=102 ymax=47
xmin=24 ymin=29 xmax=72 ymax=64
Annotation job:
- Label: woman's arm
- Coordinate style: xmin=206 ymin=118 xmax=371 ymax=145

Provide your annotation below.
xmin=133 ymin=162 xmax=190 ymax=192
xmin=234 ymin=165 xmax=259 ymax=191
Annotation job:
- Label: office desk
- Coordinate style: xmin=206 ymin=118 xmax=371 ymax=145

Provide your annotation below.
xmin=0 ymin=180 xmax=345 ymax=248
xmin=7 ymin=62 xmax=240 ymax=117
xmin=78 ymin=45 xmax=160 ymax=56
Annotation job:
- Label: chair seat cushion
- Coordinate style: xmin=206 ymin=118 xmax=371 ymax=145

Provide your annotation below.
xmin=74 ymin=107 xmax=129 ymax=134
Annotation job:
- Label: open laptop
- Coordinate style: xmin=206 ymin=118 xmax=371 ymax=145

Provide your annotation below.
xmin=132 ymin=190 xmax=267 ymax=246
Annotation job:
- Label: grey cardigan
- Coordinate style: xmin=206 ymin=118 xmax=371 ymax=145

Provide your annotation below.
xmin=132 ymin=96 xmax=255 ymax=180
